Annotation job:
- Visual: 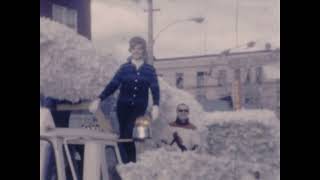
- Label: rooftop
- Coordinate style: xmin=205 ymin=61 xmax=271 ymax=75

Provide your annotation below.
xmin=155 ymin=49 xmax=280 ymax=62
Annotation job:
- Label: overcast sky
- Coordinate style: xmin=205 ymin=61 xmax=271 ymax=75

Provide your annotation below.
xmin=92 ymin=0 xmax=280 ymax=59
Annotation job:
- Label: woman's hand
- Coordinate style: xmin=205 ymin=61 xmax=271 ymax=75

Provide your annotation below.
xmin=151 ymin=105 xmax=159 ymax=120
xmin=88 ymin=99 xmax=101 ymax=113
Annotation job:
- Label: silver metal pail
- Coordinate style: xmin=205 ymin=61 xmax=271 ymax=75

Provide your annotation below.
xmin=132 ymin=116 xmax=152 ymax=141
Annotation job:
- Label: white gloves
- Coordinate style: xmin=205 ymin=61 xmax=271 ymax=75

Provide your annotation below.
xmin=89 ymin=99 xmax=101 ymax=113
xmin=151 ymin=105 xmax=159 ymax=120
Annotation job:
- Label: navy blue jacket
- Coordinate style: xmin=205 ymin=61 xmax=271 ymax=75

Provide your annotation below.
xmin=99 ymin=57 xmax=160 ymax=109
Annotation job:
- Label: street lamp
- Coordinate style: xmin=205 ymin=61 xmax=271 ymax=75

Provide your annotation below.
xmin=146 ymin=17 xmax=204 ymax=65
xmin=153 ymin=17 xmax=205 ymax=43
xmin=146 ymin=17 xmax=205 ymax=65
xmin=145 ymin=0 xmax=204 ymax=65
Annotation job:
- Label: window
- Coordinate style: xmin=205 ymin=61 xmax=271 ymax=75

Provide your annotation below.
xmin=245 ymin=69 xmax=252 ymax=84
xmin=52 ymin=4 xmax=78 ymax=30
xmin=197 ymin=72 xmax=205 ymax=88
xmin=217 ymin=70 xmax=227 ymax=86
xmin=234 ymin=69 xmax=241 ymax=81
xmin=176 ymin=73 xmax=184 ymax=89
xmin=245 ymin=95 xmax=260 ymax=108
xmin=256 ymin=67 xmax=263 ymax=84
xmin=245 ymin=73 xmax=250 ymax=84
xmin=243 ymin=85 xmax=261 ymax=109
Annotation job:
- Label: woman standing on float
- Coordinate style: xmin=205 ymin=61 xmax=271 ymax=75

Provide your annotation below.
xmin=89 ymin=36 xmax=160 ymax=163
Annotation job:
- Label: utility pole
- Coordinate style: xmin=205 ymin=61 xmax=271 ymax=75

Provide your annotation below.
xmin=235 ymin=0 xmax=239 ymax=47
xmin=147 ymin=0 xmax=154 ymax=65
xmin=146 ymin=0 xmax=159 ymax=65
xmin=231 ymin=0 xmax=246 ymax=111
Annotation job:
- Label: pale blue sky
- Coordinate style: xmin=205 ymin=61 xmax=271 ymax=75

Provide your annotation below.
xmin=92 ymin=0 xmax=280 ymax=59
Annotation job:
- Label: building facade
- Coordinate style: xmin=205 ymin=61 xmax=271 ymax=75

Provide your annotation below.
xmin=154 ymin=49 xmax=280 ymax=116
xmin=40 ymin=0 xmax=91 ymax=40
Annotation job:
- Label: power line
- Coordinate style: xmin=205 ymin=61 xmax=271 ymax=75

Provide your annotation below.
xmin=204 ymin=21 xmax=208 ymax=54
xmin=203 ymin=3 xmax=210 ymax=55
xmin=235 ymin=0 xmax=239 ymax=47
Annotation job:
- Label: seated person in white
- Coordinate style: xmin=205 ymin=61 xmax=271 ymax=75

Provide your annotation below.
xmin=160 ymin=103 xmax=201 ymax=152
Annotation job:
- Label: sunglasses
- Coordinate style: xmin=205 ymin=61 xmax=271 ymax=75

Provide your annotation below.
xmin=178 ymin=109 xmax=189 ymax=112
